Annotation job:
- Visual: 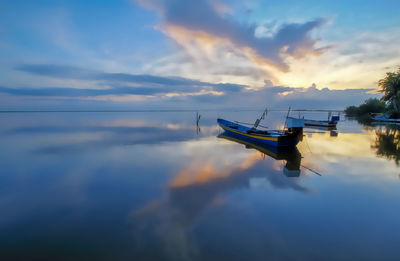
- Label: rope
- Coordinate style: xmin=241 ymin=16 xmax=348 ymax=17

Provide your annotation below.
xmin=301 ymin=165 xmax=322 ymax=176
xmin=304 ymin=135 xmax=313 ymax=154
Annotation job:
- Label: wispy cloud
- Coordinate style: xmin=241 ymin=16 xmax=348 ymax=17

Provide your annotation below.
xmin=134 ymin=0 xmax=329 ymax=72
xmin=12 ymin=64 xmax=246 ymax=96
xmin=0 ymin=85 xmax=174 ymax=96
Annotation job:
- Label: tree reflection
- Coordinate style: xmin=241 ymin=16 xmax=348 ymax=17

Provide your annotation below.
xmin=372 ymin=125 xmax=400 ymax=165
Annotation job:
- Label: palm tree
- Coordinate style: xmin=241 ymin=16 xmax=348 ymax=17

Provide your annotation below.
xmin=379 ymin=68 xmax=400 ymax=112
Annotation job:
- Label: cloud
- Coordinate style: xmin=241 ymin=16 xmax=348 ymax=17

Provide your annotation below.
xmin=0 ymin=85 xmax=172 ymax=96
xmin=274 ymin=28 xmax=400 ymax=90
xmin=0 ymin=64 xmax=380 ymax=110
xmin=132 ymin=2 xmax=400 ymax=91
xmin=182 ymin=84 xmax=380 ymax=110
xmin=17 ymin=64 xmax=97 ymax=80
xmin=264 ymin=85 xmax=380 ymax=109
xmin=134 ymin=0 xmax=329 ymax=72
xmin=9 ymin=64 xmax=246 ymax=97
xmin=0 ymin=83 xmax=380 ymax=111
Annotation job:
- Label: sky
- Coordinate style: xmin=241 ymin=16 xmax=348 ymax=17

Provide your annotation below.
xmin=0 ymin=0 xmax=399 ymax=110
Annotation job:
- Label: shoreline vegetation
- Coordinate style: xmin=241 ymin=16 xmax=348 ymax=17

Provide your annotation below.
xmin=344 ymin=98 xmax=389 ymax=119
xmin=345 ymin=67 xmax=400 ymax=120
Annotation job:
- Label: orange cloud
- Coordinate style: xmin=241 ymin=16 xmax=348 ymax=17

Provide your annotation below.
xmin=158 ymin=24 xmax=279 ymax=85
xmin=134 ymin=0 xmax=328 ymax=88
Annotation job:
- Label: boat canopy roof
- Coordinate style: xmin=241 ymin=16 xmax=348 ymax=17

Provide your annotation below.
xmin=286 ymin=118 xmax=304 ymax=128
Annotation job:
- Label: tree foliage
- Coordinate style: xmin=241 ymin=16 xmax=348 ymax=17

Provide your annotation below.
xmin=345 ymin=68 xmax=400 ymax=118
xmin=379 ymin=68 xmax=400 ymax=111
xmin=345 ymin=98 xmax=386 ymax=117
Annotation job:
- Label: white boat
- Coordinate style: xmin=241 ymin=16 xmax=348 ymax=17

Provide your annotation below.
xmin=288 ymin=112 xmax=340 ymax=128
xmin=303 ymin=118 xmax=338 ymax=127
xmin=287 ymin=116 xmax=339 ymax=128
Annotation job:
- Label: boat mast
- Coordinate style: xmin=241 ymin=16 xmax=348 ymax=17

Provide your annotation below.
xmin=283 ymin=106 xmax=291 ymax=129
xmin=252 ymin=107 xmax=268 ymax=130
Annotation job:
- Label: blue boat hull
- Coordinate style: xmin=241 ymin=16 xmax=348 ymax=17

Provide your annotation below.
xmin=222 ymin=129 xmax=298 ymax=147
xmin=217 ymin=118 xmax=299 ymax=147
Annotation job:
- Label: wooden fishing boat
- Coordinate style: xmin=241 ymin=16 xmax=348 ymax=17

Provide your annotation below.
xmin=288 ymin=112 xmax=340 ymax=128
xmin=370 ymin=113 xmax=400 ymax=123
xmin=303 ymin=118 xmax=337 ymax=127
xmin=217 ymin=118 xmax=303 ymax=147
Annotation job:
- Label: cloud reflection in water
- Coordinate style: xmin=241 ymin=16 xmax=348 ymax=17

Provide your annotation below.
xmin=131 ymin=132 xmax=311 ymax=260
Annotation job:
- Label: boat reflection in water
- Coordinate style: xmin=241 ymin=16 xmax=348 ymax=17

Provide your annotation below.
xmin=302 ymin=125 xmax=339 ymax=137
xmin=218 ymin=131 xmax=302 ymax=177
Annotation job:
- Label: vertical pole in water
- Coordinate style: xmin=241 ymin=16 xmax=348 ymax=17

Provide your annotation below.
xmin=196 ymin=112 xmax=201 ymax=126
xmin=196 ymin=112 xmax=201 ymax=134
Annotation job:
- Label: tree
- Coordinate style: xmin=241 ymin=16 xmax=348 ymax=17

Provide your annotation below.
xmin=344 ymin=98 xmax=386 ymax=117
xmin=379 ymin=68 xmax=400 ymax=112
xmin=344 ymin=105 xmax=359 ymax=117
xmin=357 ymin=98 xmax=386 ymax=115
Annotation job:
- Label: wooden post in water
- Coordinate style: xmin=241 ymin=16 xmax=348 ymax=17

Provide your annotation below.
xmin=196 ymin=112 xmax=201 ymax=126
xmin=196 ymin=112 xmax=201 ymax=134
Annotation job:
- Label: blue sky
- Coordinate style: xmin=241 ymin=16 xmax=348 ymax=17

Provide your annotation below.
xmin=0 ymin=0 xmax=399 ymax=110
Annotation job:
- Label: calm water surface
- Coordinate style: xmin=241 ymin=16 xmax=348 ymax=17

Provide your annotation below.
xmin=0 ymin=111 xmax=399 ymax=261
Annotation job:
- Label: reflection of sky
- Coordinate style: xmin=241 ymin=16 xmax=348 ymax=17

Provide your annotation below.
xmin=0 ymin=112 xmax=400 ymax=260
xmin=300 ymin=129 xmax=400 ymax=183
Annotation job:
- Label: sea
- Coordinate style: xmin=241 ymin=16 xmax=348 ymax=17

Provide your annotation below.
xmin=0 ymin=110 xmax=399 ymax=261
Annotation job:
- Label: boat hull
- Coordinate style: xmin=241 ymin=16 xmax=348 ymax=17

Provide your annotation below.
xmin=287 ymin=117 xmax=337 ymax=128
xmin=217 ymin=118 xmax=299 ymax=147
xmin=371 ymin=117 xmax=400 ymax=123
xmin=304 ymin=119 xmax=337 ymax=127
